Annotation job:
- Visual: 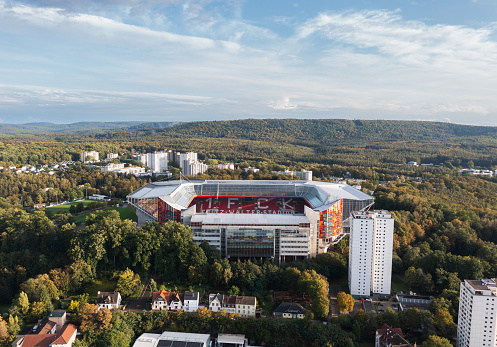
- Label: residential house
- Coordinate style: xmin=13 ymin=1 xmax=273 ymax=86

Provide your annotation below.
xmin=235 ymin=296 xmax=256 ymax=318
xmin=223 ymin=295 xmax=236 ymax=314
xmin=183 ymin=291 xmax=200 ymax=312
xmin=48 ymin=310 xmax=67 ymax=332
xmin=13 ymin=324 xmax=77 ymax=347
xmin=151 ymin=290 xmax=200 ymax=312
xmin=151 ymin=290 xmax=170 ymax=311
xmin=273 ymin=302 xmax=305 ymax=319
xmin=169 ymin=292 xmax=183 ymax=311
xmin=375 ymin=324 xmax=413 ymax=347
xmin=209 ymin=293 xmax=224 ymax=313
xmin=209 ymin=294 xmax=256 ymax=317
xmin=96 ymin=291 xmax=121 ymax=310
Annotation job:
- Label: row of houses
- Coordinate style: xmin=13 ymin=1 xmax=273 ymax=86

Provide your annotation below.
xmin=150 ymin=290 xmax=258 ymax=318
xmin=97 ymin=290 xmax=307 ymax=320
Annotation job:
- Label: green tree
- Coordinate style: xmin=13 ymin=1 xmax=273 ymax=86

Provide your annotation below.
xmin=421 ymin=335 xmax=452 ymax=347
xmin=116 ymin=268 xmax=141 ymax=297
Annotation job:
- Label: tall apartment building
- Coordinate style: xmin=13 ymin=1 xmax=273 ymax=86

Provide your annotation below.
xmin=457 ymin=279 xmax=497 ymax=347
xmin=80 ymin=151 xmax=99 ymax=163
xmin=178 ymin=152 xmax=197 ymax=169
xmin=148 ymin=151 xmax=169 ymax=173
xmin=184 ymin=161 xmax=208 ymax=176
xmin=348 ymin=210 xmax=394 ymax=296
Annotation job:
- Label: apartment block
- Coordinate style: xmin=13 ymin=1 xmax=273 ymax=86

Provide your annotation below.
xmin=457 ymin=279 xmax=497 ymax=347
xmin=349 ymin=210 xmax=394 ymax=296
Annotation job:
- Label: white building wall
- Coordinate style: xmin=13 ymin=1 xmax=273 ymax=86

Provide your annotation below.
xmin=179 ymin=152 xmax=198 ymax=170
xmin=457 ymin=280 xmax=497 ymax=347
xmin=184 ymin=299 xmax=199 ymax=313
xmin=371 ymin=214 xmax=394 ymax=295
xmin=149 ymin=152 xmax=169 ymax=173
xmin=349 ymin=210 xmax=393 ymax=296
xmin=349 ymin=216 xmax=374 ymax=296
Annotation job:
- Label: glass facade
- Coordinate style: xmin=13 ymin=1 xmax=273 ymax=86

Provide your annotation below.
xmin=226 ymin=228 xmax=275 ymax=257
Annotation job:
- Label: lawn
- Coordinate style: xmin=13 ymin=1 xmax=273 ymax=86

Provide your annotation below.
xmin=391 ymin=274 xmax=409 ymax=294
xmin=107 ymin=206 xmax=138 ymax=222
xmin=82 ymin=278 xmax=117 ymax=300
xmin=47 ymin=202 xmax=137 ymax=223
xmin=45 ymin=199 xmax=94 ymax=213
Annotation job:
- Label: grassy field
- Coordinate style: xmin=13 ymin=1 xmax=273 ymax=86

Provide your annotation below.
xmin=46 ymin=201 xmax=137 ymax=223
xmin=82 ymin=278 xmax=117 ymax=300
xmin=391 ymin=274 xmax=409 ymax=293
xmin=45 ymin=199 xmax=95 ymax=213
xmin=107 ymin=206 xmax=138 ymax=222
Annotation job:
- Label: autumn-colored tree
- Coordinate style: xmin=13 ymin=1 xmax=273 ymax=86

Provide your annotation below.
xmin=17 ymin=292 xmax=30 ymax=315
xmin=337 ymin=292 xmax=354 ymax=314
xmin=30 ymin=301 xmax=47 ymax=320
xmin=78 ymin=303 xmax=113 ymax=333
xmin=0 ymin=317 xmax=9 ymax=342
xmin=68 ymin=300 xmax=80 ymax=313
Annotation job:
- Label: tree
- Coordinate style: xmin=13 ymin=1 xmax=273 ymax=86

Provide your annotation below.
xmin=228 ymin=286 xmax=240 ymax=296
xmin=211 ymin=262 xmax=224 ymax=286
xmin=115 ymin=268 xmax=141 ymax=297
xmin=337 ymin=292 xmax=355 ymax=314
xmin=30 ymin=301 xmax=47 ymax=320
xmin=0 ymin=317 xmax=9 ymax=342
xmin=421 ymin=335 xmax=452 ymax=347
xmin=149 ymin=279 xmax=158 ymax=293
xmin=78 ymin=303 xmax=112 ymax=333
xmin=17 ymin=291 xmax=30 ymax=315
xmin=68 ymin=300 xmax=80 ymax=313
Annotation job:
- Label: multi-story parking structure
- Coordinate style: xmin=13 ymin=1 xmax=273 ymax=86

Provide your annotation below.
xmin=127 ymin=180 xmax=373 ymax=263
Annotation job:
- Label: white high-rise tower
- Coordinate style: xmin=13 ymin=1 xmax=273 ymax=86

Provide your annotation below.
xmin=457 ymin=279 xmax=497 ymax=347
xmin=348 ymin=210 xmax=394 ymax=296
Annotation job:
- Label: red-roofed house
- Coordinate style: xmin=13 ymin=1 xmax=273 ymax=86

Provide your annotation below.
xmin=152 ymin=290 xmax=171 ymax=311
xmin=375 ymin=324 xmax=414 ymax=347
xmin=13 ymin=324 xmax=77 ymax=347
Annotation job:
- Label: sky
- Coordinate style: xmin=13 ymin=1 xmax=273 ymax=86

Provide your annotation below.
xmin=1 ymin=0 xmax=497 ymax=125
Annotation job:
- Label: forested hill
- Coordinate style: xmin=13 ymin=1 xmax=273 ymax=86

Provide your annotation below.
xmin=0 ymin=121 xmax=177 ymax=135
xmin=158 ymin=119 xmax=497 ymax=144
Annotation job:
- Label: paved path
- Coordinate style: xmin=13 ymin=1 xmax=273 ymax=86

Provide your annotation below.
xmin=123 ymin=275 xmax=150 ymax=312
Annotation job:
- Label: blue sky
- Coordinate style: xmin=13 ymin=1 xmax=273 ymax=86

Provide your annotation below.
xmin=1 ymin=0 xmax=497 ymax=125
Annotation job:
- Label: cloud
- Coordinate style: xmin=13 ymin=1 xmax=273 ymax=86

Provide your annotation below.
xmin=1 ymin=3 xmax=497 ymax=124
xmin=269 ymin=97 xmax=298 ymax=110
xmin=296 ymin=9 xmax=497 ymax=67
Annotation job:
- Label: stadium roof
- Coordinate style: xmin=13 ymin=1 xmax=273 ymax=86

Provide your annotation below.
xmin=128 ymin=180 xmax=373 ymax=211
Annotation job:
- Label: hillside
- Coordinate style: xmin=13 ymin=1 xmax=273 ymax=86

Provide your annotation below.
xmin=2 ymin=118 xmax=497 ymax=168
xmin=0 ymin=121 xmax=177 ymax=135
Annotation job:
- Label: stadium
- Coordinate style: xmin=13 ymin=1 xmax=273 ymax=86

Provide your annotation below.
xmin=127 ymin=180 xmax=373 ymax=263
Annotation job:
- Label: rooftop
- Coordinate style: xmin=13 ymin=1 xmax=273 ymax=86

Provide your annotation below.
xmin=466 ymin=278 xmax=497 ymax=291
xmin=273 ymin=302 xmax=305 ymax=315
xmin=128 ymin=180 xmax=373 ymax=212
xmin=217 ymin=334 xmax=246 ymax=344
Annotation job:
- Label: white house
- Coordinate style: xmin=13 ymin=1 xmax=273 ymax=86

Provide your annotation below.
xmin=96 ymin=291 xmax=121 ymax=310
xmin=209 ymin=294 xmax=256 ymax=317
xmin=183 ymin=292 xmax=199 ymax=313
